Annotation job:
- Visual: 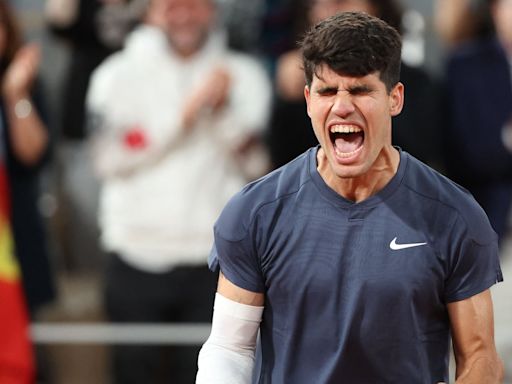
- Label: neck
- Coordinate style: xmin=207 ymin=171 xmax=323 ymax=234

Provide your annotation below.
xmin=317 ymin=145 xmax=400 ymax=203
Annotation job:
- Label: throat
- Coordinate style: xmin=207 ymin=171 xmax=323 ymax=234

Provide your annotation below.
xmin=317 ymin=145 xmax=400 ymax=203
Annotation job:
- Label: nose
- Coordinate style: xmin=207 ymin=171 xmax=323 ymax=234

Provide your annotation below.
xmin=331 ymin=92 xmax=356 ymax=117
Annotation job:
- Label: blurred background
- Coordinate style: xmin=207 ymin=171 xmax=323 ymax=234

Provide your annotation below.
xmin=2 ymin=0 xmax=511 ymax=383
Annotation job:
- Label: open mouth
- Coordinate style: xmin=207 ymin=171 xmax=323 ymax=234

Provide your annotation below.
xmin=329 ymin=124 xmax=365 ymax=158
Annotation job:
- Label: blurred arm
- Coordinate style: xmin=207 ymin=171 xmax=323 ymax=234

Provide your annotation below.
xmin=275 ymin=49 xmax=305 ymax=101
xmin=207 ymin=56 xmax=273 ymax=178
xmin=181 ymin=66 xmax=232 ymax=130
xmin=85 ymin=46 xmax=187 ymax=179
xmin=3 ymin=44 xmax=48 ymax=166
xmin=44 ymin=0 xmax=80 ymax=27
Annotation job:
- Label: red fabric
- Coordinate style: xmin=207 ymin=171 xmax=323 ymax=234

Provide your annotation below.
xmin=0 ymin=162 xmax=9 ymax=215
xmin=0 ymin=280 xmax=34 ymax=384
xmin=0 ymin=163 xmax=35 ymax=383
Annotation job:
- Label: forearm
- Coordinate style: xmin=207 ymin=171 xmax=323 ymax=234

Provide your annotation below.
xmin=90 ymin=135 xmax=142 ymax=178
xmin=196 ymin=338 xmax=257 ymax=384
xmin=213 ymin=58 xmax=271 ymax=150
xmin=91 ymin=131 xmax=186 ymax=178
xmin=5 ymin=96 xmax=48 ymax=165
xmin=88 ymin=109 xmax=185 ymax=178
xmin=448 ymin=290 xmax=503 ymax=383
xmin=455 ymin=356 xmax=504 ymax=384
xmin=196 ymin=293 xmax=263 ymax=384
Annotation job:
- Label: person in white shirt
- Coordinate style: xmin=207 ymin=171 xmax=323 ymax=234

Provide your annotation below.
xmin=86 ymin=0 xmax=272 ymax=382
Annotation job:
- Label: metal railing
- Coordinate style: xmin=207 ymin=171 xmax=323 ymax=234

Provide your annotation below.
xmin=31 ymin=323 xmax=211 ymax=345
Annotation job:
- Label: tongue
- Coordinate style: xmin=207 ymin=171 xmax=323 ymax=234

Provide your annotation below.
xmin=334 ymin=133 xmax=363 ymax=153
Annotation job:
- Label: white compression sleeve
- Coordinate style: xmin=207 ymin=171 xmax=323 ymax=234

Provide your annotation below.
xmin=196 ymin=293 xmax=264 ymax=384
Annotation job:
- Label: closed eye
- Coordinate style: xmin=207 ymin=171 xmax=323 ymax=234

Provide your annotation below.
xmin=316 ymin=86 xmax=338 ymax=96
xmin=315 ymin=84 xmax=374 ymax=97
xmin=347 ymin=85 xmax=373 ymax=96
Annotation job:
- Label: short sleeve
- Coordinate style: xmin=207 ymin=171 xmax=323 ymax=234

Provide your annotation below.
xmin=208 ymin=193 xmax=266 ymax=293
xmin=444 ymin=234 xmax=503 ymax=303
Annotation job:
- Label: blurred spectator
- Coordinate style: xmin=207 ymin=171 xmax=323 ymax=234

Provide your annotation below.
xmin=0 ymin=2 xmax=55 ymax=382
xmin=266 ymin=0 xmax=346 ymax=169
xmin=222 ymin=0 xmax=298 ymax=74
xmin=86 ymin=0 xmax=271 ymax=382
xmin=443 ymin=0 xmax=512 ymax=242
xmin=46 ymin=0 xmax=146 ymax=140
xmin=364 ymin=2 xmax=444 ymax=170
xmin=267 ymin=0 xmax=444 ymax=170
xmin=0 ymin=1 xmax=55 ymax=316
xmin=256 ymin=0 xmax=302 ymax=73
xmin=434 ymin=0 xmax=494 ymax=49
xmin=44 ymin=0 xmax=145 ymax=272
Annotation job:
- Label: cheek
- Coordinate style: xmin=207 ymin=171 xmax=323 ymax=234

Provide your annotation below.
xmin=309 ymin=99 xmax=332 ymax=124
xmin=360 ymin=101 xmax=391 ymax=135
xmin=314 ymin=93 xmax=334 ymax=109
xmin=308 ymin=102 xmax=328 ymax=132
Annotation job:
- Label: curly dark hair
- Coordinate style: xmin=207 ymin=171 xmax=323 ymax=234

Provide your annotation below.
xmin=300 ymin=11 xmax=402 ymax=92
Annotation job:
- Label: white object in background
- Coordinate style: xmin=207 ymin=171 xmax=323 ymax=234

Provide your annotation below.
xmin=401 ymin=9 xmax=426 ymax=67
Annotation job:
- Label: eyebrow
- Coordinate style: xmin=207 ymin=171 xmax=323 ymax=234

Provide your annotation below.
xmin=346 ymin=84 xmax=374 ymax=94
xmin=315 ymin=86 xmax=338 ymax=94
xmin=314 ymin=83 xmax=374 ymax=95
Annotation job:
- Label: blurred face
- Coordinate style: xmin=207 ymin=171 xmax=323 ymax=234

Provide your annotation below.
xmin=492 ymin=0 xmax=512 ymax=54
xmin=309 ymin=0 xmax=375 ymax=25
xmin=151 ymin=0 xmax=215 ymax=57
xmin=304 ymin=64 xmax=403 ymax=181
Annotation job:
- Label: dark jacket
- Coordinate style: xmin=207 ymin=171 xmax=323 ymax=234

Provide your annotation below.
xmin=444 ymin=37 xmax=512 ymax=184
xmin=2 ymin=85 xmax=56 ymax=314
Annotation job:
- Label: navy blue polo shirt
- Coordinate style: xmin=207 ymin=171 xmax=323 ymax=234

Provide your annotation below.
xmin=209 ymin=147 xmax=503 ymax=383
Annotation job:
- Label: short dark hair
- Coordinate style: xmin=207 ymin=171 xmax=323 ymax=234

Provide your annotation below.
xmin=300 ymin=11 xmax=402 ymax=92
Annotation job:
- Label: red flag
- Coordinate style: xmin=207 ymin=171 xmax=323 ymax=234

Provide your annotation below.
xmin=0 ymin=162 xmax=35 ymax=384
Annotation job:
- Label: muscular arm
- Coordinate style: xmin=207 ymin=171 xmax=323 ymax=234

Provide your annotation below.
xmin=448 ymin=289 xmax=504 ymax=383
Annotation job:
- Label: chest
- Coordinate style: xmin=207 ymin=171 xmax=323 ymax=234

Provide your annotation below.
xmin=259 ymin=200 xmax=445 ymax=308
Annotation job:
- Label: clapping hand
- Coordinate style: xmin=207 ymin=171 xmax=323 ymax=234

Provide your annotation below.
xmin=181 ymin=67 xmax=231 ymax=130
xmin=2 ymin=43 xmax=40 ymax=101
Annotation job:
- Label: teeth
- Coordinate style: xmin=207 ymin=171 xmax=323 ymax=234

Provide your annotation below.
xmin=330 ymin=125 xmax=362 ymax=134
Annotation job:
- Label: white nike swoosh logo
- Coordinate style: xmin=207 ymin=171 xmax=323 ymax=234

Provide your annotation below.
xmin=389 ymin=237 xmax=427 ymax=250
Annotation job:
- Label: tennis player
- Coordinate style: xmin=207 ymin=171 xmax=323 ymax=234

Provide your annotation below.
xmin=196 ymin=11 xmax=504 ymax=383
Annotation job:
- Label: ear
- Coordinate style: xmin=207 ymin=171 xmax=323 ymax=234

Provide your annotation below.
xmin=389 ymin=82 xmax=404 ymax=117
xmin=304 ymin=85 xmax=312 ymax=117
